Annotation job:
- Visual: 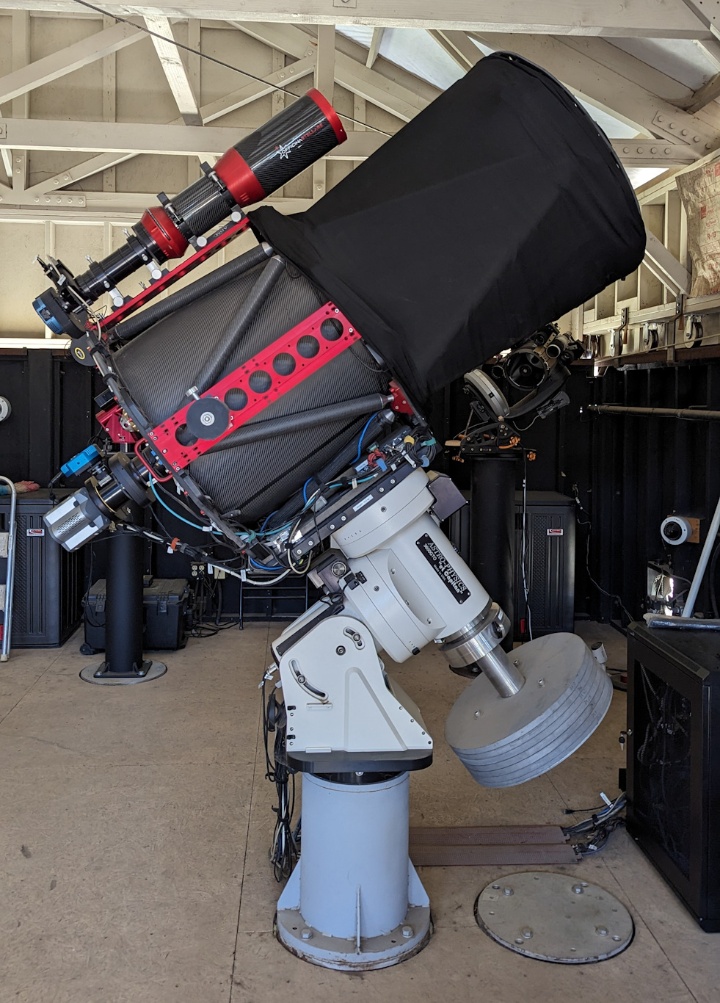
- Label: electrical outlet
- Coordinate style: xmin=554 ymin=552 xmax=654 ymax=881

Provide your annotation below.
xmin=190 ymin=562 xmax=205 ymax=578
xmin=213 ymin=566 xmax=226 ymax=580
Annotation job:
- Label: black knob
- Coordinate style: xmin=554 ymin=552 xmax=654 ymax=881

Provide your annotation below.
xmin=186 ymin=397 xmax=231 ymax=440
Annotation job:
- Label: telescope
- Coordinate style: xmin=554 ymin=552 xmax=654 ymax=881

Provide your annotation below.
xmin=38 ymin=53 xmax=645 ymax=970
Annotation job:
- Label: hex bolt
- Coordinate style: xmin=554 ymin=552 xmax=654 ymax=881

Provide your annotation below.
xmin=514 ymin=937 xmax=524 ymax=945
xmin=522 ymin=928 xmax=533 ymax=939
xmin=572 ymin=884 xmax=584 ymax=895
xmin=401 ymin=925 xmax=414 ymax=939
xmin=596 ymin=927 xmax=609 ymax=937
xmin=503 ymin=887 xmax=514 ymax=896
xmin=301 ymin=927 xmax=313 ymax=940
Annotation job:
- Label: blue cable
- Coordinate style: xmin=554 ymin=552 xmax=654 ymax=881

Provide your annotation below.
xmin=353 ymin=415 xmax=377 ymax=464
xmin=149 ymin=479 xmax=211 ymax=532
xmin=302 ymin=478 xmax=312 ymax=504
xmin=249 ymin=556 xmax=285 ymax=572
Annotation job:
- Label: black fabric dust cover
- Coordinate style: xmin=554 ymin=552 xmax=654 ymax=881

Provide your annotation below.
xmin=250 ymin=52 xmax=646 ymax=405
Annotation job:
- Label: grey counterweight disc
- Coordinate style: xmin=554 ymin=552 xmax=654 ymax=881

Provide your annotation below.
xmin=445 ymin=633 xmax=612 ymax=787
xmin=475 ymin=871 xmax=634 ymax=963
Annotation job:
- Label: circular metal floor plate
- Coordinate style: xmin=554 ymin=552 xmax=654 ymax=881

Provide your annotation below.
xmin=80 ymin=660 xmax=167 ymax=685
xmin=475 ymin=871 xmax=634 ymax=963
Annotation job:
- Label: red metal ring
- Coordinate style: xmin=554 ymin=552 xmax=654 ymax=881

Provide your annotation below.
xmin=139 ymin=207 xmax=188 ymax=260
xmin=215 ymin=148 xmax=266 ymax=207
xmin=306 ymin=88 xmax=347 ymax=144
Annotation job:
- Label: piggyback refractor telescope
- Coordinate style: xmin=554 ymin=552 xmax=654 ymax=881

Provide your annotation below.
xmin=38 ymin=54 xmax=645 ymax=970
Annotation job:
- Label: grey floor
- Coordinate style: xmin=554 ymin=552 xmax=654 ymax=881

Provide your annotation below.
xmin=0 ymin=620 xmax=717 ymax=1003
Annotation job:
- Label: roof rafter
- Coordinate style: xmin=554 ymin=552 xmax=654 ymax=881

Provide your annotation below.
xmin=428 ymin=29 xmax=482 ymax=70
xmin=0 ymin=117 xmax=384 ymax=158
xmin=233 ymin=21 xmax=431 ymax=121
xmin=472 ymin=32 xmax=720 ymax=154
xmin=144 ymin=14 xmax=202 ymax=125
xmin=21 ymin=55 xmax=315 ymax=202
xmin=366 ymin=27 xmax=384 ymax=69
xmin=0 ymin=19 xmax=144 ymax=105
xmin=0 ymin=1 xmax=711 ymax=38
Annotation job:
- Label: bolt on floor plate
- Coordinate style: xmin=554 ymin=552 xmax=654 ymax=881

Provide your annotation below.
xmin=475 ymin=871 xmax=634 ymax=963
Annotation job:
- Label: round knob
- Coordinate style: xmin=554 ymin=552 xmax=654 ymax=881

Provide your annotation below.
xmin=185 ymin=397 xmax=231 ymax=440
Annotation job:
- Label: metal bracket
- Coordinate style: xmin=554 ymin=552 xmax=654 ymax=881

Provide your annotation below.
xmin=650 ymin=111 xmax=712 ymax=154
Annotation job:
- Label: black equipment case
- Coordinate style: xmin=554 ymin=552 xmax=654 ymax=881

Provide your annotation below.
xmin=84 ymin=577 xmax=189 ymax=652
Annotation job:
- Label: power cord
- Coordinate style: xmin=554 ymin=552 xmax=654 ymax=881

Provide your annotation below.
xmin=262 ymin=675 xmax=300 ymax=881
xmin=572 ymin=484 xmax=634 ymax=624
xmin=562 ymin=792 xmax=626 ymax=856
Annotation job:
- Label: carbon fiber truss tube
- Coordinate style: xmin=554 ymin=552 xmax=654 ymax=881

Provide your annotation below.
xmin=207 ymin=394 xmax=392 ymax=453
xmin=195 ymin=254 xmax=287 ymax=393
xmin=110 ymin=242 xmax=273 ymax=346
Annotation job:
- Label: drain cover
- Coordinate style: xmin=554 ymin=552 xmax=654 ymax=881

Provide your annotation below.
xmin=475 ymin=871 xmax=634 ymax=963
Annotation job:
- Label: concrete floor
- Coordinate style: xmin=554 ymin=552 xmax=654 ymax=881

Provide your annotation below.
xmin=0 ymin=620 xmax=718 ymax=1003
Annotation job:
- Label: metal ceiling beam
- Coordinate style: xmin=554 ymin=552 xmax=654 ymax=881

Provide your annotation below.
xmin=564 ymin=37 xmax=697 ymax=106
xmin=366 ymin=28 xmax=385 ymax=70
xmin=0 ymin=118 xmax=386 ymax=158
xmin=680 ymin=0 xmax=720 ymax=41
xmin=144 ymin=14 xmax=201 ymax=125
xmin=24 ymin=153 xmax=138 ymax=199
xmin=16 ymin=57 xmax=316 ymax=203
xmin=0 ymin=1 xmax=710 ymax=38
xmin=644 ymin=230 xmax=691 ymax=295
xmin=4 ymin=10 xmax=29 ymax=191
xmin=0 ymin=115 xmax=695 ymax=178
xmin=0 ymin=195 xmax=314 ymax=224
xmin=428 ymin=30 xmax=482 ymax=70
xmin=200 ymin=54 xmax=315 ymax=123
xmin=233 ymin=22 xmax=431 ymax=121
xmin=20 ymin=56 xmax=315 ymax=199
xmin=473 ymin=32 xmax=720 ymax=155
xmin=315 ymin=23 xmax=336 ymax=101
xmin=684 ymin=70 xmax=720 ymax=113
xmin=0 ymin=19 xmax=145 ymax=105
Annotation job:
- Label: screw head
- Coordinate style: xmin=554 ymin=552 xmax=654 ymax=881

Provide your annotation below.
xmin=522 ymin=928 xmax=533 ymax=939
xmin=572 ymin=884 xmax=584 ymax=895
xmin=503 ymin=887 xmax=514 ymax=896
xmin=401 ymin=925 xmax=413 ymax=939
xmin=335 ymin=645 xmax=346 ymax=656
xmin=596 ymin=926 xmax=608 ymax=937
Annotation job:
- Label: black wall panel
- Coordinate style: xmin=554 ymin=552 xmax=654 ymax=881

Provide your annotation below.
xmin=0 ymin=351 xmax=96 ymax=484
xmin=551 ymin=362 xmax=720 ymax=625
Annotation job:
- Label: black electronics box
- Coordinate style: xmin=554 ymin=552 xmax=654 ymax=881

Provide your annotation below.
xmin=626 ymin=621 xmax=720 ymax=932
xmin=84 ymin=578 xmax=189 ymax=652
xmin=0 ymin=489 xmax=84 ymax=647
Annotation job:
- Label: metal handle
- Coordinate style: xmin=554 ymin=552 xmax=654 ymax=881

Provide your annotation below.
xmin=0 ymin=476 xmax=18 ymax=662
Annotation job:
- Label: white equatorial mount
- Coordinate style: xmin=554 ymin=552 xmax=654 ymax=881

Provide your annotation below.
xmin=269 ymin=466 xmax=612 ymax=969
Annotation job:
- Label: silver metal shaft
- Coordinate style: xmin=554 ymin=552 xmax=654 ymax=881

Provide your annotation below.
xmin=476 ymin=645 xmax=525 ymax=698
